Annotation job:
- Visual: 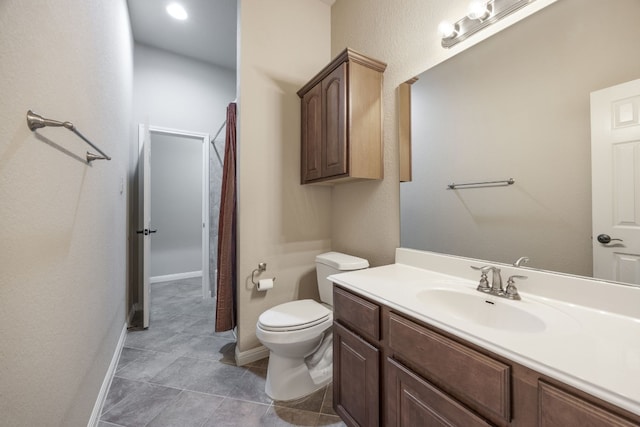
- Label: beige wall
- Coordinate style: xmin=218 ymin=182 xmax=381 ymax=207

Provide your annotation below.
xmin=235 ymin=0 xmax=558 ymax=354
xmin=330 ymin=0 xmax=557 ymax=267
xmin=236 ymin=0 xmax=333 ymax=353
xmin=0 ymin=1 xmax=132 ymax=425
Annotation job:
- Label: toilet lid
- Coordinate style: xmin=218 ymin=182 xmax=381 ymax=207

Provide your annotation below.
xmin=258 ymin=300 xmax=331 ymax=332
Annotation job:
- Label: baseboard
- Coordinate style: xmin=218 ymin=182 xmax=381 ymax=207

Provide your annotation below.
xmin=87 ymin=323 xmax=127 ymax=427
xmin=150 ymin=270 xmax=202 ymax=284
xmin=235 ymin=344 xmax=269 ymax=367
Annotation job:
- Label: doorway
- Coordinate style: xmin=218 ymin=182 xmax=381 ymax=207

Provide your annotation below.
xmin=138 ymin=125 xmax=211 ymax=328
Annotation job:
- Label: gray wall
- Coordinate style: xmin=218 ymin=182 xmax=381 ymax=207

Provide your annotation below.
xmin=150 ymin=132 xmax=203 ymax=277
xmin=401 ymin=0 xmax=640 ymax=277
xmin=133 ymin=43 xmax=236 ymax=131
xmin=132 ymin=43 xmax=236 ymax=290
xmin=0 ymin=0 xmax=132 ymax=425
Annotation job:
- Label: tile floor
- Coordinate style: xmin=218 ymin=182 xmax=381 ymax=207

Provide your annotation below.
xmin=98 ymin=278 xmax=345 ymax=427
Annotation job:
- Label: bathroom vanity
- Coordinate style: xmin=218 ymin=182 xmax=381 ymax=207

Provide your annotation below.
xmin=330 ymin=249 xmax=640 ymax=426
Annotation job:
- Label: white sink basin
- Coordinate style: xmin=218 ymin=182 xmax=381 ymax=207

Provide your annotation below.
xmin=416 ymin=288 xmax=578 ymax=333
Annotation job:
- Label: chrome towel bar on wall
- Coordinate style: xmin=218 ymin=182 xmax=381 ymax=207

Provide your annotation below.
xmin=447 ymin=178 xmax=515 ymax=190
xmin=26 ymin=110 xmax=112 ymax=163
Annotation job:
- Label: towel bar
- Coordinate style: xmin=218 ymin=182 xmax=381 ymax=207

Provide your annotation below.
xmin=447 ymin=178 xmax=515 ymax=190
xmin=26 ymin=110 xmax=112 ymax=163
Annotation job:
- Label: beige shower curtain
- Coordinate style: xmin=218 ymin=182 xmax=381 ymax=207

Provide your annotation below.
xmin=215 ymin=102 xmax=237 ymax=332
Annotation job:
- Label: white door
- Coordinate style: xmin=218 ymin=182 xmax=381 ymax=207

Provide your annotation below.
xmin=591 ymin=78 xmax=640 ymax=284
xmin=138 ymin=124 xmax=152 ymax=328
xmin=137 ymin=125 xmax=211 ymax=328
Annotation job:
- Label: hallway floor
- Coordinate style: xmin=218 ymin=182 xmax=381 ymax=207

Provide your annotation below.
xmin=98 ymin=278 xmax=345 ymax=427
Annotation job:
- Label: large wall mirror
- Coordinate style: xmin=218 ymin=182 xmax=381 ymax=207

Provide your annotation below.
xmin=401 ymin=0 xmax=640 ymax=285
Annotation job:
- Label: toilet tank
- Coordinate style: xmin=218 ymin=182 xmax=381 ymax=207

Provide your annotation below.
xmin=316 ymin=252 xmax=369 ymax=306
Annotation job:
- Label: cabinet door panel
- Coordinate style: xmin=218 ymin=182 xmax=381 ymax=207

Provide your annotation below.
xmin=388 ymin=313 xmax=511 ymax=424
xmin=301 ymin=84 xmax=322 ymax=183
xmin=334 ymin=321 xmax=379 ymax=427
xmin=539 ymin=381 xmax=638 ymax=427
xmin=322 ymin=63 xmax=348 ymax=178
xmin=386 ymin=358 xmax=491 ymax=427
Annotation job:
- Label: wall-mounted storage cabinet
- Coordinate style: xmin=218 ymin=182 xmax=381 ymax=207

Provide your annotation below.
xmin=297 ymin=48 xmax=386 ymax=185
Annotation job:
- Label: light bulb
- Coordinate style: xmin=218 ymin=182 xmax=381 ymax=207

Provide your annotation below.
xmin=467 ymin=0 xmax=490 ymax=20
xmin=166 ymin=3 xmax=188 ymax=20
xmin=438 ymin=21 xmax=457 ymax=39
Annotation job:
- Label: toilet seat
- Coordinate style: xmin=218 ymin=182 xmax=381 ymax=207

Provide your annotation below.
xmin=258 ymin=299 xmax=331 ymax=332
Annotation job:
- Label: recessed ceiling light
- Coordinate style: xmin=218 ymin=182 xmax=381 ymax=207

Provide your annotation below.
xmin=166 ymin=3 xmax=188 ymax=20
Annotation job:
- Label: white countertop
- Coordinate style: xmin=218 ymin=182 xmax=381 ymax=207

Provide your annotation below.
xmin=329 ymin=249 xmax=640 ymax=416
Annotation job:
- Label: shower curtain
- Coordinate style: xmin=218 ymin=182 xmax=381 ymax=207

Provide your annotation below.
xmin=215 ymin=102 xmax=237 ymax=332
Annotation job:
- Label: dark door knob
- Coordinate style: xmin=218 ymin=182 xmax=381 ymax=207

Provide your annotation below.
xmin=136 ymin=228 xmax=158 ymax=236
xmin=597 ymin=234 xmax=623 ymax=244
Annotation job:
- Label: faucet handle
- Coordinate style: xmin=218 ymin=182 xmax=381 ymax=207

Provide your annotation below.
xmin=505 ymin=275 xmax=527 ymax=300
xmin=471 ymin=265 xmax=492 ymax=273
xmin=471 ymin=265 xmax=492 ymax=292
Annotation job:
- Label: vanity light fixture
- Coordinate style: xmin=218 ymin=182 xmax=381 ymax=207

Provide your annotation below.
xmin=438 ymin=21 xmax=458 ymax=40
xmin=440 ymin=0 xmax=536 ymax=48
xmin=467 ymin=0 xmax=492 ymax=20
xmin=166 ymin=2 xmax=188 ymax=21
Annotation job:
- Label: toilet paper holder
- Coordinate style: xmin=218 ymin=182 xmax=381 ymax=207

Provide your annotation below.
xmin=252 ymin=262 xmax=276 ymax=286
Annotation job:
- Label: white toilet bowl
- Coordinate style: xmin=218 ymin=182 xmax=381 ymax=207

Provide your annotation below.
xmin=256 ymin=299 xmax=333 ymax=401
xmin=255 ymin=252 xmax=369 ymax=401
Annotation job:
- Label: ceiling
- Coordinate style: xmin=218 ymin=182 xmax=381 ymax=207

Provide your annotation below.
xmin=127 ymin=0 xmax=237 ymax=70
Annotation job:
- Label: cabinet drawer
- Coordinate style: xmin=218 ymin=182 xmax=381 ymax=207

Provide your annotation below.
xmin=386 ymin=358 xmax=491 ymax=427
xmin=388 ymin=312 xmax=511 ymax=424
xmin=539 ymin=381 xmax=638 ymax=427
xmin=334 ymin=286 xmax=381 ymax=341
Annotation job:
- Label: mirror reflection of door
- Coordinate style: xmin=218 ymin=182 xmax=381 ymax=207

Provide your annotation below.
xmin=591 ymin=79 xmax=640 ymax=284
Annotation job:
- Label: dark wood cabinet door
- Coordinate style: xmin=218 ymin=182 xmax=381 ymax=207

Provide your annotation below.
xmin=301 ymin=82 xmax=322 ymax=183
xmin=539 ymin=381 xmax=639 ymax=427
xmin=386 ymin=358 xmax=492 ymax=427
xmin=321 ymin=62 xmax=348 ymax=178
xmin=334 ymin=321 xmax=380 ymax=427
xmin=388 ymin=313 xmax=511 ymax=425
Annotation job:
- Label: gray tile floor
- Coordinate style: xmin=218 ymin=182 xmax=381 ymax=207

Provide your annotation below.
xmin=99 ymin=278 xmax=345 ymax=427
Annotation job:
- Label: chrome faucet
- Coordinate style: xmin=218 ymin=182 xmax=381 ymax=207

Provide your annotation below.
xmin=513 ymin=256 xmax=530 ymax=267
xmin=471 ymin=265 xmax=527 ymax=300
xmin=488 ymin=266 xmax=503 ymax=293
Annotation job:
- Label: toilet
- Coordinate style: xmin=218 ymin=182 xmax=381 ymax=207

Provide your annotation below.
xmin=256 ymin=251 xmax=369 ymax=401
